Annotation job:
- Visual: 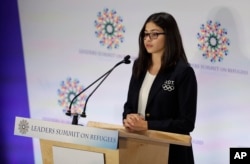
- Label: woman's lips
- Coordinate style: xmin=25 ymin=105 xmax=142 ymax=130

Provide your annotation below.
xmin=145 ymin=44 xmax=153 ymax=49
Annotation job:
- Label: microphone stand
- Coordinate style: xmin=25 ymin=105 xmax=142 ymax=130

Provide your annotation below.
xmin=66 ymin=55 xmax=131 ymax=125
xmin=66 ymin=69 xmax=112 ymax=125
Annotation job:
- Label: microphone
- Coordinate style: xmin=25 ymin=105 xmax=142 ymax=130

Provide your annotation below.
xmin=66 ymin=55 xmax=131 ymax=125
xmin=123 ymin=55 xmax=131 ymax=64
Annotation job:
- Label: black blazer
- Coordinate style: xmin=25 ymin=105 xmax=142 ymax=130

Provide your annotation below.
xmin=123 ymin=59 xmax=197 ymax=164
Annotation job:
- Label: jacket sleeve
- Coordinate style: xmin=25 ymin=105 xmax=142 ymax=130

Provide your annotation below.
xmin=123 ymin=73 xmax=135 ymax=119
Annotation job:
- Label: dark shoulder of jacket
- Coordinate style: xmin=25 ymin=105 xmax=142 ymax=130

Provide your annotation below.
xmin=162 ymin=59 xmax=191 ymax=74
xmin=173 ymin=59 xmax=193 ymax=75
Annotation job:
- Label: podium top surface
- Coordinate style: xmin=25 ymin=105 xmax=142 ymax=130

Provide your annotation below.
xmin=87 ymin=121 xmax=191 ymax=146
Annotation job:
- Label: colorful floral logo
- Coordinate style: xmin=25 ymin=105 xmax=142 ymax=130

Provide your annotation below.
xmin=58 ymin=77 xmax=87 ymax=114
xmin=197 ymin=20 xmax=230 ymax=62
xmin=18 ymin=119 xmax=29 ymax=134
xmin=94 ymin=8 xmax=125 ymax=49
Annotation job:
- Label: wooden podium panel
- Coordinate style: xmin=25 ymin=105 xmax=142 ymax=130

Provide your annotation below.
xmin=118 ymin=137 xmax=169 ymax=164
xmin=39 ymin=121 xmax=191 ymax=164
xmin=87 ymin=121 xmax=191 ymax=164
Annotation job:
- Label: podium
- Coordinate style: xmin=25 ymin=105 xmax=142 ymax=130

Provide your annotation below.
xmin=40 ymin=121 xmax=191 ymax=164
xmin=14 ymin=117 xmax=191 ymax=164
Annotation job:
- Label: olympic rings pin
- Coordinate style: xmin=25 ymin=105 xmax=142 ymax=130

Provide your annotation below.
xmin=162 ymin=80 xmax=175 ymax=92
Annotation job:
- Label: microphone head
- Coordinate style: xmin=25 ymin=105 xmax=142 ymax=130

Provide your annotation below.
xmin=124 ymin=55 xmax=130 ymax=60
xmin=124 ymin=55 xmax=131 ymax=64
xmin=125 ymin=60 xmax=131 ymax=64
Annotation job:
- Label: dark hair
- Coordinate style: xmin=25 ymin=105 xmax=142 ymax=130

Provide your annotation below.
xmin=133 ymin=12 xmax=188 ymax=78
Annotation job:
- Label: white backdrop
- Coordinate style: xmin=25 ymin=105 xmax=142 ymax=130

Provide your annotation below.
xmin=18 ymin=0 xmax=250 ymax=163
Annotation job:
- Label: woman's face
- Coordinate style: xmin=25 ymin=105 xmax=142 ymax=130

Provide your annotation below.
xmin=144 ymin=21 xmax=166 ymax=56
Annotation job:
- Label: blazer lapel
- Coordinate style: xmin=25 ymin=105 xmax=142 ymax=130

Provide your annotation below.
xmin=147 ymin=72 xmax=167 ymax=105
xmin=147 ymin=62 xmax=178 ymax=105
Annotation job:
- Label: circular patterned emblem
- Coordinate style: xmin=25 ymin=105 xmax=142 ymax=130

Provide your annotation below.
xmin=18 ymin=119 xmax=29 ymax=134
xmin=94 ymin=8 xmax=125 ymax=49
xmin=58 ymin=77 xmax=87 ymax=114
xmin=197 ymin=20 xmax=230 ymax=62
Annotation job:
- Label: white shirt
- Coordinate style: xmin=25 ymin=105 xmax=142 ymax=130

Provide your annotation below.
xmin=138 ymin=71 xmax=156 ymax=117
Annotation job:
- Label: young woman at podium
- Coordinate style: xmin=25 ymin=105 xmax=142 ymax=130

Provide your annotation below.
xmin=123 ymin=12 xmax=197 ymax=164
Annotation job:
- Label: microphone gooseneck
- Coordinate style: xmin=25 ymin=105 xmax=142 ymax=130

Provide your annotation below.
xmin=65 ymin=71 xmax=110 ymax=116
xmin=66 ymin=55 xmax=131 ymax=125
xmin=81 ymin=55 xmax=131 ymax=118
